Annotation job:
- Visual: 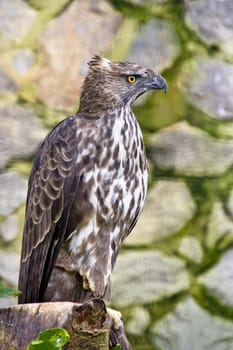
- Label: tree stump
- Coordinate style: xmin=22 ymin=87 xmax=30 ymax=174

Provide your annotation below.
xmin=0 ymin=299 xmax=131 ymax=350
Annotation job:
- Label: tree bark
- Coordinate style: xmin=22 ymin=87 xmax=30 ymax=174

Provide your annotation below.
xmin=0 ymin=299 xmax=131 ymax=350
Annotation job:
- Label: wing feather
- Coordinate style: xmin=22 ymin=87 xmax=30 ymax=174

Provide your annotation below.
xmin=18 ymin=116 xmax=80 ymax=303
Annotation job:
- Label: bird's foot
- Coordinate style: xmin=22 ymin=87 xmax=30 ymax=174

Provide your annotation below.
xmin=107 ymin=307 xmax=132 ymax=350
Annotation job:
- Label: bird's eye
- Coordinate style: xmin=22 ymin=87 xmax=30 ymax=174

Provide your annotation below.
xmin=127 ymin=75 xmax=136 ymax=84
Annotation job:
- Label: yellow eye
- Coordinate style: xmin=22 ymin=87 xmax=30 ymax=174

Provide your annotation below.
xmin=127 ymin=75 xmax=136 ymax=83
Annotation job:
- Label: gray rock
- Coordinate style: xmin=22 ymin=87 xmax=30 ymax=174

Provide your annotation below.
xmin=151 ymin=297 xmax=233 ymax=350
xmin=0 ymin=171 xmax=27 ymax=216
xmin=127 ymin=0 xmax=166 ymax=4
xmin=126 ymin=180 xmax=196 ymax=245
xmin=0 ymin=105 xmax=47 ymax=169
xmin=227 ymin=189 xmax=233 ymax=217
xmin=12 ymin=49 xmax=35 ymax=75
xmin=127 ymin=18 xmax=180 ymax=74
xmin=198 ymin=248 xmax=233 ymax=307
xmin=0 ymin=0 xmax=37 ymax=41
xmin=35 ymin=0 xmax=122 ymax=110
xmin=126 ymin=306 xmax=151 ymax=336
xmin=112 ymin=251 xmax=190 ymax=306
xmin=0 ymin=70 xmax=18 ymax=92
xmin=178 ymin=236 xmax=203 ymax=263
xmin=0 ymin=296 xmax=17 ymax=307
xmin=150 ymin=121 xmax=233 ymax=176
xmin=0 ymin=251 xmax=20 ymax=286
xmin=185 ymin=0 xmax=233 ymax=59
xmin=0 ymin=214 xmax=19 ymax=242
xmin=207 ymin=202 xmax=233 ymax=248
xmin=178 ymin=57 xmax=233 ymax=120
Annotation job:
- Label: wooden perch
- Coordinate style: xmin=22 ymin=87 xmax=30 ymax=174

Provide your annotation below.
xmin=0 ymin=299 xmax=132 ymax=350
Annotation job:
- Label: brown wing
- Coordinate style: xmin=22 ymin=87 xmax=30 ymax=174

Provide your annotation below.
xmin=18 ymin=116 xmax=80 ymax=303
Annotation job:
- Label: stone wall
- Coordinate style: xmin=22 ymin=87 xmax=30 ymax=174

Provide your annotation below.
xmin=1 ymin=0 xmax=233 ymax=349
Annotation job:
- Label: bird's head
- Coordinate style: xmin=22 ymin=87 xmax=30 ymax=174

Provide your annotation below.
xmin=79 ymin=55 xmax=168 ymax=114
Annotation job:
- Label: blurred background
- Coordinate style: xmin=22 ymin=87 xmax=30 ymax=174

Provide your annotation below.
xmin=0 ymin=0 xmax=233 ymax=349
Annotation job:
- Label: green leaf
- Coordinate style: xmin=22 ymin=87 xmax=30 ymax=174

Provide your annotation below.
xmin=29 ymin=340 xmax=44 ymax=345
xmin=0 ymin=280 xmax=20 ymax=298
xmin=27 ymin=328 xmax=70 ymax=350
xmin=112 ymin=344 xmax=122 ymax=350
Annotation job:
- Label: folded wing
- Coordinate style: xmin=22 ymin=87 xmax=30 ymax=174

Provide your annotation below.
xmin=18 ymin=116 xmax=79 ymax=303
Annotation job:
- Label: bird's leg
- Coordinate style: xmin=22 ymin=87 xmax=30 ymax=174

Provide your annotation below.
xmin=107 ymin=307 xmax=132 ymax=350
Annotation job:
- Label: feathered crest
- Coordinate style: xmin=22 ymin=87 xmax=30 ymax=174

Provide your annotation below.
xmin=87 ymin=55 xmax=150 ymax=77
xmin=87 ymin=55 xmax=111 ymax=71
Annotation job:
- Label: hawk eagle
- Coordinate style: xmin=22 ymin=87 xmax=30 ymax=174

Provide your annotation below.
xmin=18 ymin=55 xmax=167 ymax=304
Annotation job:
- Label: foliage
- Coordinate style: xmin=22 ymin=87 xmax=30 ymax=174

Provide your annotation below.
xmin=0 ymin=278 xmax=19 ymax=298
xmin=26 ymin=328 xmax=70 ymax=350
xmin=112 ymin=345 xmax=122 ymax=350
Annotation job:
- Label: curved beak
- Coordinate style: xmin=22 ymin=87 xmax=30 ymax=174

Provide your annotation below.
xmin=151 ymin=75 xmax=168 ymax=93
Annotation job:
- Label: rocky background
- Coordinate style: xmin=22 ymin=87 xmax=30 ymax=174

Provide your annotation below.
xmin=1 ymin=0 xmax=233 ymax=349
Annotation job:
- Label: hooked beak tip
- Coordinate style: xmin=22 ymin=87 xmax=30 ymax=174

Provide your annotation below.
xmin=152 ymin=75 xmax=168 ymax=93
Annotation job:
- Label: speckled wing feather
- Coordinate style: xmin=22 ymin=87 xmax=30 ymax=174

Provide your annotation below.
xmin=18 ymin=116 xmax=79 ymax=303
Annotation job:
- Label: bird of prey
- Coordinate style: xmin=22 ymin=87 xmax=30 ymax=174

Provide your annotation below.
xmin=18 ymin=55 xmax=167 ymax=304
